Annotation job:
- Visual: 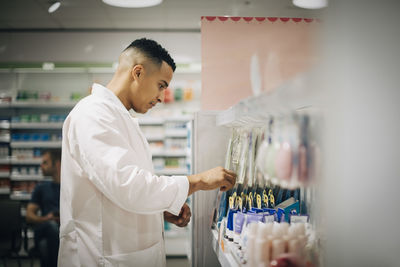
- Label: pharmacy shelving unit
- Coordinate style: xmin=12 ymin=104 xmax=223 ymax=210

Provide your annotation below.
xmin=0 ymin=64 xmax=199 ymax=258
xmin=0 ymin=115 xmax=11 ymax=198
xmin=139 ymin=116 xmax=193 ymax=257
xmin=2 ymin=101 xmax=193 ymax=256
xmin=191 ymin=76 xmax=322 ymax=267
xmin=0 ymin=101 xmax=73 ymax=200
xmin=3 ymin=105 xmax=192 ymax=197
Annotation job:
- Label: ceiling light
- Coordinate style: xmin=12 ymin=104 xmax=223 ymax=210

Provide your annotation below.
xmin=102 ymin=0 xmax=163 ymax=8
xmin=293 ymin=0 xmax=327 ymax=9
xmin=48 ymin=2 xmax=61 ymax=13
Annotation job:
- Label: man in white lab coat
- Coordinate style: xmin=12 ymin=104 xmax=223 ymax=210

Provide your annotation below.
xmin=58 ymin=38 xmax=236 ymax=267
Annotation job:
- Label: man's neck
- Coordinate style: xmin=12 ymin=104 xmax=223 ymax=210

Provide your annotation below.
xmin=107 ymin=73 xmax=132 ymax=110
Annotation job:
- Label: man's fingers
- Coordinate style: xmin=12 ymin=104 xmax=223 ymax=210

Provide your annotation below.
xmin=220 ymin=172 xmax=235 ymax=191
xmin=223 ymin=169 xmax=236 ymax=177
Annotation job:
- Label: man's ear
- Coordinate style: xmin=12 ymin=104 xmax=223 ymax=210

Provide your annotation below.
xmin=132 ymin=65 xmax=144 ymax=80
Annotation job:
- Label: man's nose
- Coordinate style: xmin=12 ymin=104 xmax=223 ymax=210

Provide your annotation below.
xmin=158 ymin=89 xmax=165 ymax=103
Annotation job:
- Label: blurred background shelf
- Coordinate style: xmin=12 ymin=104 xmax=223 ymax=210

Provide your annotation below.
xmin=152 ymin=149 xmax=187 ymax=158
xmin=10 ymin=158 xmax=42 ymax=165
xmin=10 ymin=101 xmax=77 ymax=109
xmin=0 ymin=158 xmax=10 ymax=164
xmin=10 ymin=174 xmax=50 ymax=181
xmin=10 ymin=141 xmax=62 ymax=148
xmin=0 ymin=172 xmax=10 ymax=178
xmin=10 ymin=193 xmax=31 ymax=201
xmin=155 ymin=168 xmax=188 ymax=176
xmin=11 ymin=122 xmax=64 ymax=129
xmin=0 ymin=188 xmax=10 ymax=194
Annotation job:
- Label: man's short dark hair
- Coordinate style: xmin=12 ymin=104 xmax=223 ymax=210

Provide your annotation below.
xmin=42 ymin=149 xmax=61 ymax=165
xmin=124 ymin=38 xmax=176 ymax=72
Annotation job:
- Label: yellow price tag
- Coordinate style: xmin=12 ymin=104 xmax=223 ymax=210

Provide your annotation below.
xmin=237 ymin=196 xmax=243 ymax=210
xmin=229 ymin=196 xmax=234 ymax=209
xmin=270 ymin=194 xmax=275 ymax=207
xmin=263 ymin=193 xmax=269 ymax=206
xmin=256 ymin=194 xmax=262 ymax=208
xmin=247 ymin=195 xmax=252 ymax=209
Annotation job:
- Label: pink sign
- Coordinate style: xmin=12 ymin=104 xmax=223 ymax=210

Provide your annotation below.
xmin=201 ymin=17 xmax=319 ymax=110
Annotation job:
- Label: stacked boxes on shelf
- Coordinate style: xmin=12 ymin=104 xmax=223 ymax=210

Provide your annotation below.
xmin=139 ymin=116 xmax=192 ymax=175
xmin=0 ymin=119 xmax=11 ymax=195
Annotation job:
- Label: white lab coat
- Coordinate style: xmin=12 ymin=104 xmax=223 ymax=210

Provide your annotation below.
xmin=58 ymin=83 xmax=189 ymax=267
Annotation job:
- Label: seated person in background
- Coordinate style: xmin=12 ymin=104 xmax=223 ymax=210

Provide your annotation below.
xmin=26 ymin=149 xmax=61 ymax=267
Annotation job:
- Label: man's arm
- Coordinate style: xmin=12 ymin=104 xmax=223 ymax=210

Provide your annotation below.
xmin=26 ymin=203 xmax=54 ymax=224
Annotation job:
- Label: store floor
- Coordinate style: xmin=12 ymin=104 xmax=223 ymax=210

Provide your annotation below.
xmin=1 ymin=257 xmax=190 ymax=267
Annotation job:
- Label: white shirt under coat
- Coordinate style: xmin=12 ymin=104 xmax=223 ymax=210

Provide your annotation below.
xmin=58 ymin=83 xmax=189 ymax=267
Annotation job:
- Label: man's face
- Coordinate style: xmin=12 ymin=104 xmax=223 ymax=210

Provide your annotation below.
xmin=41 ymin=153 xmax=55 ymax=177
xmin=132 ymin=61 xmax=173 ymax=113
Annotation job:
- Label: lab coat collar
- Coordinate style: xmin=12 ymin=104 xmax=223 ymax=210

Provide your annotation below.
xmin=91 ymin=83 xmax=131 ymax=116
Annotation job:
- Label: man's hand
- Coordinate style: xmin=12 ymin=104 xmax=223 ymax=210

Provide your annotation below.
xmin=43 ymin=212 xmax=60 ymax=223
xmin=188 ymin=166 xmax=236 ymax=195
xmin=164 ymin=203 xmax=191 ymax=227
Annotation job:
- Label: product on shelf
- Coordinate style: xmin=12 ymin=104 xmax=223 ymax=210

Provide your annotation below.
xmin=0 ymin=144 xmax=9 ymax=158
xmin=0 ymin=93 xmax=12 ymax=103
xmin=70 ymin=92 xmax=82 ymax=101
xmin=212 ymin=112 xmax=320 ymax=267
xmin=12 ymin=166 xmax=41 ymax=176
xmin=183 ymin=87 xmax=194 ymax=101
xmin=164 ymin=138 xmax=187 ymax=150
xmin=152 ymin=158 xmax=165 ymax=171
xmin=0 ymin=129 xmax=10 ymax=141
xmin=164 ymin=157 xmax=186 ymax=169
xmin=0 ymin=179 xmax=10 ymax=189
xmin=163 ymin=88 xmax=174 ymax=103
xmin=11 ymin=133 xmax=62 ymax=142
xmin=16 ymin=90 xmax=57 ymax=102
xmin=11 ymin=180 xmax=37 ymax=195
xmin=0 ymin=165 xmax=10 ymax=174
xmin=11 ymin=113 xmax=67 ymax=123
xmin=174 ymin=87 xmax=183 ymax=101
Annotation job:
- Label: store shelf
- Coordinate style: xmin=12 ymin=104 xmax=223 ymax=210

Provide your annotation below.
xmin=11 ymin=122 xmax=64 ymax=129
xmin=10 ymin=101 xmax=77 ymax=109
xmin=10 ymin=158 xmax=42 ymax=165
xmin=0 ymin=121 xmax=10 ymax=129
xmin=0 ymin=136 xmax=10 ymax=143
xmin=155 ymin=168 xmax=188 ymax=176
xmin=10 ymin=174 xmax=48 ymax=181
xmin=10 ymin=193 xmax=31 ymax=201
xmin=211 ymin=229 xmax=241 ymax=267
xmin=138 ymin=117 xmax=165 ymax=125
xmin=0 ymin=158 xmax=10 ymax=164
xmin=0 ymin=172 xmax=10 ymax=178
xmin=145 ymin=131 xmax=188 ymax=141
xmin=145 ymin=134 xmax=165 ymax=142
xmin=165 ymin=129 xmax=188 ymax=138
xmin=165 ymin=227 xmax=190 ymax=257
xmin=0 ymin=103 xmax=11 ymax=109
xmin=152 ymin=149 xmax=187 ymax=157
xmin=0 ymin=188 xmax=10 ymax=194
xmin=10 ymin=141 xmax=62 ymax=148
xmin=165 ymin=115 xmax=193 ymax=122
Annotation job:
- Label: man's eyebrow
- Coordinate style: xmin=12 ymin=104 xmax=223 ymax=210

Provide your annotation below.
xmin=160 ymin=80 xmax=168 ymax=88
